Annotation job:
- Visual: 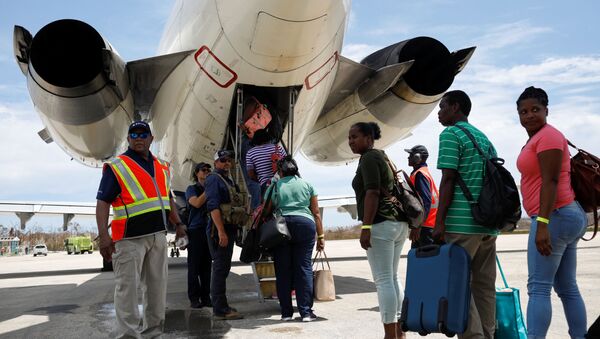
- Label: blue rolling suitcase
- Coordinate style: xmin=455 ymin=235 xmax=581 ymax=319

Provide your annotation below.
xmin=399 ymin=244 xmax=471 ymax=337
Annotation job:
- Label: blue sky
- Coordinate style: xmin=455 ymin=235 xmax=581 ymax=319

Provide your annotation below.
xmin=1 ymin=0 xmax=600 ymax=231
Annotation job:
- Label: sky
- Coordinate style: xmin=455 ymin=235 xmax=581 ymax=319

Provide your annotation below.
xmin=1 ymin=0 xmax=599 ymax=231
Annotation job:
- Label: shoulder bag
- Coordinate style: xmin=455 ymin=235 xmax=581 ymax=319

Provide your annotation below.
xmin=258 ymin=182 xmax=291 ymax=250
xmin=382 ymin=156 xmax=425 ymax=229
xmin=313 ymin=250 xmax=336 ymax=301
xmin=567 ymin=140 xmax=600 ymax=240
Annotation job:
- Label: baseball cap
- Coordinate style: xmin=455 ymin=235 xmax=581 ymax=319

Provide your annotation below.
xmin=194 ymin=162 xmax=211 ymax=173
xmin=404 ymin=145 xmax=429 ymax=156
xmin=214 ymin=150 xmax=233 ymax=161
xmin=128 ymin=121 xmax=151 ymax=134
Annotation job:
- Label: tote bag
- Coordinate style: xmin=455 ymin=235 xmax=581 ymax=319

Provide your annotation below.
xmin=495 ymin=256 xmax=527 ymax=339
xmin=313 ymin=250 xmax=336 ymax=301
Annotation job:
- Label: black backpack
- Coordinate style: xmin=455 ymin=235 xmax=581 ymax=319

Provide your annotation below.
xmin=454 ymin=125 xmax=522 ymax=231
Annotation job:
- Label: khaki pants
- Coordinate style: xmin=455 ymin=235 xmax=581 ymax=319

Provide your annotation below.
xmin=113 ymin=232 xmax=168 ymax=339
xmin=445 ymin=233 xmax=497 ymax=339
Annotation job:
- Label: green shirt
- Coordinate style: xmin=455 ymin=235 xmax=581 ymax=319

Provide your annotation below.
xmin=352 ymin=149 xmax=402 ymax=223
xmin=437 ymin=121 xmax=499 ymax=235
xmin=265 ymin=176 xmax=316 ymax=222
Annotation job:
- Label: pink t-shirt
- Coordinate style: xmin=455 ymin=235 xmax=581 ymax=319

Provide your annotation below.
xmin=516 ymin=124 xmax=575 ymax=216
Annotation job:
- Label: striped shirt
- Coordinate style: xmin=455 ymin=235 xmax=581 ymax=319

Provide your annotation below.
xmin=437 ymin=121 xmax=499 ymax=235
xmin=246 ymin=144 xmax=287 ymax=185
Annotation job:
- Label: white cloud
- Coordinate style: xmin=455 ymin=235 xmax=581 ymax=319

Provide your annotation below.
xmin=476 ymin=21 xmax=552 ymax=51
xmin=341 ymin=43 xmax=383 ymax=62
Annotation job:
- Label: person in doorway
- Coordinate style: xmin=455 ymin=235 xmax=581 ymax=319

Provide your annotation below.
xmin=433 ymin=90 xmax=498 ymax=339
xmin=204 ymin=150 xmax=244 ymax=320
xmin=96 ymin=121 xmax=186 ymax=338
xmin=263 ymin=156 xmax=325 ymax=322
xmin=405 ymin=145 xmax=439 ymax=248
xmin=185 ymin=162 xmax=213 ymax=309
xmin=349 ymin=121 xmax=409 ymax=339
xmin=246 ymin=129 xmax=287 ymax=196
xmin=516 ymin=86 xmax=588 ymax=339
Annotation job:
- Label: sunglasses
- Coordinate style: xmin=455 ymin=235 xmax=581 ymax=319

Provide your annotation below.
xmin=129 ymin=132 xmax=149 ymax=139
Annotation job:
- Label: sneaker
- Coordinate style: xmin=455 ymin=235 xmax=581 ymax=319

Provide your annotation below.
xmin=281 ymin=316 xmax=293 ymax=321
xmin=199 ymin=300 xmax=213 ymax=308
xmin=214 ymin=310 xmax=244 ymax=320
xmin=301 ymin=312 xmax=317 ymax=322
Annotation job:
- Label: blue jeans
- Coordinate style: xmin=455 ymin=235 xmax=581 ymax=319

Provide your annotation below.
xmin=366 ymin=220 xmax=409 ymax=324
xmin=272 ymin=215 xmax=316 ymax=318
xmin=206 ymin=224 xmax=237 ymax=315
xmin=527 ymin=201 xmax=588 ymax=339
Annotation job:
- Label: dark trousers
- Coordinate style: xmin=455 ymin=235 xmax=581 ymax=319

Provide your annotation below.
xmin=207 ymin=224 xmax=237 ymax=315
xmin=272 ymin=215 xmax=316 ymax=318
xmin=411 ymin=227 xmax=435 ymax=249
xmin=187 ymin=227 xmax=212 ymax=304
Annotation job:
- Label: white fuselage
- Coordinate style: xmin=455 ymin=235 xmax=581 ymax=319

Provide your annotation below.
xmin=149 ymin=0 xmax=351 ymax=191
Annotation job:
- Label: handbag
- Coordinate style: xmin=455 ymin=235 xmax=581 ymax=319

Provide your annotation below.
xmin=258 ymin=183 xmax=291 ymax=250
xmin=567 ymin=140 xmax=600 ymax=240
xmin=382 ymin=156 xmax=425 ymax=228
xmin=313 ymin=250 xmax=336 ymax=301
xmin=495 ymin=256 xmax=527 ymax=339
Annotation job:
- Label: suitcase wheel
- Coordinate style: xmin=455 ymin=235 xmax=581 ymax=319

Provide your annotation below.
xmin=399 ymin=321 xmax=408 ymax=333
xmin=418 ymin=330 xmax=428 ymax=336
xmin=438 ymin=322 xmax=455 ymax=337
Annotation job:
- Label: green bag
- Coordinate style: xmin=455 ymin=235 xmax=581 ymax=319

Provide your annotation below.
xmin=495 ymin=256 xmax=527 ymax=339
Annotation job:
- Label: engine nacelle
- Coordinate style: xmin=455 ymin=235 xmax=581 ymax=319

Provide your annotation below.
xmin=302 ymin=37 xmax=475 ymax=164
xmin=15 ymin=19 xmax=134 ymax=166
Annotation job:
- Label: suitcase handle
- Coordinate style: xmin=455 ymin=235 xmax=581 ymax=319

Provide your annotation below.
xmin=416 ymin=244 xmax=441 ymax=257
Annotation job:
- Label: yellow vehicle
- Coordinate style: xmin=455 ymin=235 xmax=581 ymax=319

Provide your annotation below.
xmin=64 ymin=236 xmax=93 ymax=254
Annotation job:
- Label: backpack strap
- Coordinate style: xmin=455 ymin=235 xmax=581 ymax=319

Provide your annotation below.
xmin=452 ymin=124 xmax=482 ymax=204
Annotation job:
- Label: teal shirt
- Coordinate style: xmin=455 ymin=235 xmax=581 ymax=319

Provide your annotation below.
xmin=264 ymin=176 xmax=316 ymax=222
xmin=437 ymin=121 xmax=499 ymax=235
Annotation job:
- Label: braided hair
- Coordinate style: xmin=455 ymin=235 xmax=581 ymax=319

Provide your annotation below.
xmin=351 ymin=122 xmax=382 ymax=140
xmin=517 ymin=86 xmax=549 ymax=107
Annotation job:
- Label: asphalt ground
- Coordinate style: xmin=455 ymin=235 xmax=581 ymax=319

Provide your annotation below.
xmin=0 ymin=232 xmax=599 ymax=338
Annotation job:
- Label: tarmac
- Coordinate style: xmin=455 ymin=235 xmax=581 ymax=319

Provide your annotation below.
xmin=0 ymin=232 xmax=599 ymax=338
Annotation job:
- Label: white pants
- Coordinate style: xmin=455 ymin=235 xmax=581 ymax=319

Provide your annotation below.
xmin=113 ymin=232 xmax=168 ymax=339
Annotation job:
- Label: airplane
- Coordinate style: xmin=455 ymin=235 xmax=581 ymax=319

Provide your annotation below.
xmin=12 ymin=0 xmax=474 ymax=226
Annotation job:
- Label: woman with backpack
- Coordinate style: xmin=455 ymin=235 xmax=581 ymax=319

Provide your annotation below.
xmin=348 ymin=122 xmax=409 ymax=339
xmin=516 ymin=86 xmax=588 ymax=339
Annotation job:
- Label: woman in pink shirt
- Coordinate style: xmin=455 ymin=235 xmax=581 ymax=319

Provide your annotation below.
xmin=516 ymin=86 xmax=588 ymax=339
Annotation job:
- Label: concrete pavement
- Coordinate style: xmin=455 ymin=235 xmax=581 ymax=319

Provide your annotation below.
xmin=0 ymin=232 xmax=599 ymax=338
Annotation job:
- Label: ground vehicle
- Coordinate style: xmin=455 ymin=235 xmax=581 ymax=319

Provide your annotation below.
xmin=64 ymin=236 xmax=93 ymax=254
xmin=33 ymin=244 xmax=48 ymax=256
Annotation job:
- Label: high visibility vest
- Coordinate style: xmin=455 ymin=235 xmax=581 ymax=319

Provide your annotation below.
xmin=410 ymin=166 xmax=439 ymax=227
xmin=107 ymin=154 xmax=171 ymax=241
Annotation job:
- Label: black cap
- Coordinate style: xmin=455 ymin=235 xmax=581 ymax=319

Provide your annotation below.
xmin=404 ymin=145 xmax=429 ymax=156
xmin=128 ymin=121 xmax=151 ymax=134
xmin=214 ymin=150 xmax=233 ymax=161
xmin=194 ymin=162 xmax=211 ymax=173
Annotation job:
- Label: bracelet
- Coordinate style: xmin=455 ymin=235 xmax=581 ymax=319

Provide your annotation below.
xmin=317 ymin=234 xmax=325 ymax=239
xmin=536 ymin=216 xmax=550 ymax=224
xmin=361 ymin=225 xmax=372 ymax=230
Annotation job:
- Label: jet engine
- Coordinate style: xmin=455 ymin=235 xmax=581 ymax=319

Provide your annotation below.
xmin=302 ymin=37 xmax=475 ymax=164
xmin=14 ymin=19 xmax=134 ymax=167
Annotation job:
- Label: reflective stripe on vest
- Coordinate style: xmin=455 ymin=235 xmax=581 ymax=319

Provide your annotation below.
xmin=108 ymin=155 xmax=171 ymax=240
xmin=410 ymin=166 xmax=439 ymax=227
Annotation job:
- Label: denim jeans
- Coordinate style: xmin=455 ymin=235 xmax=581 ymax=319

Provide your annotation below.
xmin=527 ymin=201 xmax=588 ymax=339
xmin=272 ymin=215 xmax=316 ymax=318
xmin=187 ymin=227 xmax=212 ymax=305
xmin=206 ymin=224 xmax=237 ymax=315
xmin=366 ymin=219 xmax=409 ymax=324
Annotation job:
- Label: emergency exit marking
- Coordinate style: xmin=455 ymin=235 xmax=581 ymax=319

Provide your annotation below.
xmin=194 ymin=46 xmax=238 ymax=88
xmin=304 ymin=51 xmax=338 ymax=90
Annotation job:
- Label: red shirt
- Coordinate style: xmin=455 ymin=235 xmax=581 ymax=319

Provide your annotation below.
xmin=516 ymin=124 xmax=575 ymax=216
